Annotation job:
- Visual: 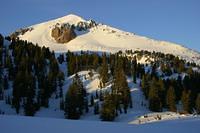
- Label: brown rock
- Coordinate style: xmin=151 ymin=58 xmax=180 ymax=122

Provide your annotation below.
xmin=51 ymin=26 xmax=76 ymax=43
xmin=51 ymin=26 xmax=61 ymax=38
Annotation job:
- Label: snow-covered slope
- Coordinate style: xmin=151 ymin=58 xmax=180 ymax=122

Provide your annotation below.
xmin=0 ymin=68 xmax=196 ymax=124
xmin=16 ymin=14 xmax=200 ymax=64
xmin=1 ymin=115 xmax=200 ymax=133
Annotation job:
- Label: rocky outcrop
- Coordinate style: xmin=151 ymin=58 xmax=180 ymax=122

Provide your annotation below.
xmin=77 ymin=20 xmax=97 ymax=31
xmin=10 ymin=28 xmax=33 ymax=40
xmin=51 ymin=20 xmax=99 ymax=43
xmin=51 ymin=25 xmax=76 ymax=43
xmin=51 ymin=27 xmax=61 ymax=39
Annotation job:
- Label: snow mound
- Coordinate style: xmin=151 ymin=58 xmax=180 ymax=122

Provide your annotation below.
xmin=130 ymin=112 xmax=194 ymax=124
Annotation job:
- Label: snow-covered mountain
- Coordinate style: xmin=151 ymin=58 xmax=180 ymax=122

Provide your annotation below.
xmin=12 ymin=14 xmax=200 ymax=65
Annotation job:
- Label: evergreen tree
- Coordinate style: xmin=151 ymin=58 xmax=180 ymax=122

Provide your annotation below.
xmin=95 ymin=90 xmax=99 ymax=99
xmin=0 ymin=72 xmax=3 ymax=100
xmin=99 ymin=54 xmax=109 ymax=87
xmin=157 ymin=79 xmax=166 ymax=106
xmin=90 ymin=94 xmax=94 ymax=106
xmin=141 ymin=74 xmax=150 ymax=99
xmin=100 ymin=94 xmax=116 ymax=121
xmin=132 ymin=56 xmax=137 ymax=83
xmin=181 ymin=89 xmax=192 ymax=113
xmin=94 ymin=102 xmax=99 ymax=114
xmin=195 ymin=94 xmax=200 ymax=114
xmin=99 ymin=89 xmax=104 ymax=101
xmin=166 ymin=86 xmax=177 ymax=112
xmin=85 ymin=97 xmax=89 ymax=113
xmin=74 ymin=74 xmax=87 ymax=114
xmin=148 ymin=78 xmax=162 ymax=112
xmin=60 ymin=98 xmax=64 ymax=110
xmin=67 ymin=52 xmax=76 ymax=75
xmin=112 ymin=66 xmax=132 ymax=113
xmin=38 ymin=77 xmax=49 ymax=107
xmin=12 ymin=71 xmax=24 ymax=113
xmin=58 ymin=71 xmax=64 ymax=98
xmin=23 ymin=71 xmax=36 ymax=116
xmin=24 ymin=96 xmax=35 ymax=116
xmin=64 ymin=74 xmax=87 ymax=119
xmin=92 ymin=54 xmax=99 ymax=70
xmin=65 ymin=82 xmax=81 ymax=119
xmin=3 ymin=76 xmax=9 ymax=90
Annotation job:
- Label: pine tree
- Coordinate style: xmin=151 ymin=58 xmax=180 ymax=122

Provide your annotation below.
xmin=99 ymin=89 xmax=103 ymax=101
xmin=166 ymin=86 xmax=177 ymax=112
xmin=3 ymin=76 xmax=8 ymax=90
xmin=58 ymin=71 xmax=64 ymax=98
xmin=111 ymin=66 xmax=132 ymax=114
xmin=65 ymin=83 xmax=81 ymax=119
xmin=90 ymin=94 xmax=94 ymax=106
xmin=60 ymin=98 xmax=64 ymax=110
xmin=74 ymin=74 xmax=87 ymax=115
xmin=85 ymin=97 xmax=89 ymax=113
xmin=141 ymin=74 xmax=149 ymax=99
xmin=67 ymin=52 xmax=76 ymax=75
xmin=132 ymin=56 xmax=137 ymax=83
xmin=64 ymin=74 xmax=87 ymax=119
xmin=92 ymin=54 xmax=99 ymax=70
xmin=7 ymin=56 xmax=14 ymax=80
xmin=195 ymin=94 xmax=200 ymax=114
xmin=39 ymin=77 xmax=49 ymax=107
xmin=100 ymin=94 xmax=116 ymax=121
xmin=181 ymin=89 xmax=192 ymax=113
xmin=95 ymin=90 xmax=99 ymax=99
xmin=94 ymin=102 xmax=99 ymax=114
xmin=23 ymin=71 xmax=36 ymax=116
xmin=12 ymin=71 xmax=23 ymax=113
xmin=0 ymin=71 xmax=4 ymax=100
xmin=177 ymin=61 xmax=185 ymax=74
xmin=99 ymin=54 xmax=108 ymax=87
xmin=148 ymin=78 xmax=162 ymax=112
xmin=157 ymin=78 xmax=166 ymax=107
xmin=24 ymin=96 xmax=35 ymax=116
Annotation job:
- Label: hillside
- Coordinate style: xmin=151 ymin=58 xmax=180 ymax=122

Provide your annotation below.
xmin=11 ymin=14 xmax=200 ymax=65
xmin=0 ymin=40 xmax=199 ymax=124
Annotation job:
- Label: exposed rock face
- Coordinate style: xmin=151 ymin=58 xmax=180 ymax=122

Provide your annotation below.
xmin=51 ymin=25 xmax=76 ymax=43
xmin=51 ymin=27 xmax=61 ymax=39
xmin=10 ymin=28 xmax=33 ymax=40
xmin=77 ymin=20 xmax=97 ymax=31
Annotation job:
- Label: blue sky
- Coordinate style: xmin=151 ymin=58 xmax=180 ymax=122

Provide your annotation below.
xmin=1 ymin=0 xmax=200 ymax=52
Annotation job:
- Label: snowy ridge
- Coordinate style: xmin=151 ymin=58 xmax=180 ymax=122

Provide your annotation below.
xmin=16 ymin=14 xmax=200 ymax=65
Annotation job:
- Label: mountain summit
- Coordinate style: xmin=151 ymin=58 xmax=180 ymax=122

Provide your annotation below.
xmin=11 ymin=14 xmax=200 ymax=64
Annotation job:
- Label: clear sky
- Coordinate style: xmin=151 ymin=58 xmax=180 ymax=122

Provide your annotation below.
xmin=1 ymin=0 xmax=200 ymax=52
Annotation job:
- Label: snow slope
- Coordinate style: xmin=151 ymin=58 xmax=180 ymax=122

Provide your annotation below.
xmin=1 ymin=115 xmax=200 ymax=133
xmin=17 ymin=14 xmax=200 ymax=65
xmin=0 ymin=68 xmax=196 ymax=124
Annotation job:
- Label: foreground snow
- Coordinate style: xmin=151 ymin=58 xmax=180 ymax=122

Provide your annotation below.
xmin=0 ymin=115 xmax=200 ymax=133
